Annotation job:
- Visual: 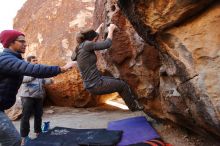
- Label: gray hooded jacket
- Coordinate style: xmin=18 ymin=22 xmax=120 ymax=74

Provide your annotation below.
xmin=18 ymin=76 xmax=52 ymax=98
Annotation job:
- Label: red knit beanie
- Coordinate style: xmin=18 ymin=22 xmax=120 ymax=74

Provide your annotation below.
xmin=0 ymin=30 xmax=25 ymax=48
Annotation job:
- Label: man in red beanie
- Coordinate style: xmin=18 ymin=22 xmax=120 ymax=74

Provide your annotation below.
xmin=0 ymin=30 xmax=75 ymax=146
xmin=0 ymin=30 xmax=25 ymax=49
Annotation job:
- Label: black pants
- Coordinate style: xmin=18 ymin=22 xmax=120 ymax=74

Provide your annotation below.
xmin=87 ymin=76 xmax=141 ymax=111
xmin=20 ymin=97 xmax=43 ymax=137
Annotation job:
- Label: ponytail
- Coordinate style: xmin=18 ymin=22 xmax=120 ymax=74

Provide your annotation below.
xmin=73 ymin=29 xmax=98 ymax=61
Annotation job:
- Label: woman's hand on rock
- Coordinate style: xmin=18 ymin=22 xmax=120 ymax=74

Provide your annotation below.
xmin=108 ymin=24 xmax=118 ymax=32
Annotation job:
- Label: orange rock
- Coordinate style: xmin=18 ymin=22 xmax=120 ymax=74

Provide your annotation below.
xmin=118 ymin=0 xmax=220 ymax=138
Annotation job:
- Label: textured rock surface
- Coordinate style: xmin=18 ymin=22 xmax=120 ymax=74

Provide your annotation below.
xmin=14 ymin=0 xmax=95 ymax=64
xmin=45 ymin=65 xmax=99 ymax=107
xmin=13 ymin=0 xmax=111 ymax=107
xmin=117 ymin=0 xmax=220 ymax=138
xmin=94 ymin=0 xmax=160 ymax=101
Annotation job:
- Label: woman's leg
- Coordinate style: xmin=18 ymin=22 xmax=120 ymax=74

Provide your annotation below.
xmin=88 ymin=76 xmax=143 ymax=111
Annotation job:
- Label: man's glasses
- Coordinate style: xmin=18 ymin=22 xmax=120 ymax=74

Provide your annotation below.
xmin=16 ymin=40 xmax=26 ymax=43
xmin=32 ymin=59 xmax=38 ymax=62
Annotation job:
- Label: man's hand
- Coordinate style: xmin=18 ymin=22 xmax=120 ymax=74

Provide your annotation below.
xmin=60 ymin=61 xmax=76 ymax=73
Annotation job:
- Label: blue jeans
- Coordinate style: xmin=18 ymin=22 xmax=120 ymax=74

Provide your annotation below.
xmin=0 ymin=111 xmax=21 ymax=146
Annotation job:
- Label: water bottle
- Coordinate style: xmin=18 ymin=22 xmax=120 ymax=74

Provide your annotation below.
xmin=42 ymin=121 xmax=50 ymax=132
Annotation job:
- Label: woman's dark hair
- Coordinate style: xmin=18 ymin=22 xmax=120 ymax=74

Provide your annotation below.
xmin=76 ymin=29 xmax=98 ymax=44
xmin=27 ymin=55 xmax=36 ymax=62
xmin=75 ymin=29 xmax=98 ymax=55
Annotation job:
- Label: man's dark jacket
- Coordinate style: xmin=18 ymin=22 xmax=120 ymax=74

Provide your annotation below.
xmin=0 ymin=48 xmax=61 ymax=111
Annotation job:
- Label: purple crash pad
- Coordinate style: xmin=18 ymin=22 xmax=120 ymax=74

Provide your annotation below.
xmin=108 ymin=116 xmax=160 ymax=146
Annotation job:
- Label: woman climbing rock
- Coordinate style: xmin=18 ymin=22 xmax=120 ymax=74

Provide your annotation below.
xmin=71 ymin=23 xmax=144 ymax=111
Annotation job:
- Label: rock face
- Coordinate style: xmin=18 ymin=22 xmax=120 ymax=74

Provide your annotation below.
xmin=13 ymin=0 xmax=107 ymax=107
xmin=109 ymin=0 xmax=220 ymax=138
xmin=45 ymin=65 xmax=99 ymax=107
xmin=93 ymin=0 xmax=220 ymax=138
xmin=14 ymin=0 xmax=95 ymax=65
xmin=93 ymin=0 xmax=160 ymax=101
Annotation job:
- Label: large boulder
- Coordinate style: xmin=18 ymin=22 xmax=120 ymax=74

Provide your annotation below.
xmin=45 ymin=65 xmax=99 ymax=107
xmin=93 ymin=0 xmax=160 ymax=101
xmin=14 ymin=0 xmax=95 ymax=64
xmin=93 ymin=0 xmax=220 ymax=138
xmin=113 ymin=0 xmax=220 ymax=138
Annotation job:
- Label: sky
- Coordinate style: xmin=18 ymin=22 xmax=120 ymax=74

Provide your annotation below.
xmin=0 ymin=0 xmax=27 ymax=49
xmin=0 ymin=0 xmax=27 ymax=31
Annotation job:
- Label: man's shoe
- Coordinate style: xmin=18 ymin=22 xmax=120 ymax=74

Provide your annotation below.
xmin=21 ymin=136 xmax=31 ymax=146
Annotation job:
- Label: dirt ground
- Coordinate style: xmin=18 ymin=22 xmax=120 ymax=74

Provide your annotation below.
xmin=13 ymin=105 xmax=220 ymax=146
